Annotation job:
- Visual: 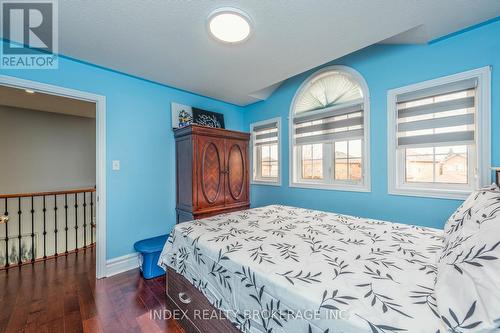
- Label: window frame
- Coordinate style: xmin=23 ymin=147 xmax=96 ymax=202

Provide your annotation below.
xmin=289 ymin=65 xmax=371 ymax=192
xmin=250 ymin=117 xmax=282 ymax=186
xmin=387 ymin=67 xmax=491 ymax=200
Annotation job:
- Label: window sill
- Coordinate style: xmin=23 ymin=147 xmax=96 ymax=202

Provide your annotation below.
xmin=388 ymin=186 xmax=472 ymax=200
xmin=289 ymin=182 xmax=370 ymax=193
xmin=251 ymin=180 xmax=281 ymax=187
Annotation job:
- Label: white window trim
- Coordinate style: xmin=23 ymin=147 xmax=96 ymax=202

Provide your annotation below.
xmin=250 ymin=117 xmax=282 ymax=186
xmin=387 ymin=66 xmax=491 ymax=200
xmin=288 ymin=65 xmax=371 ymax=192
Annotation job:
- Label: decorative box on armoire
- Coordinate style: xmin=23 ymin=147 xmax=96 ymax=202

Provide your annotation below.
xmin=174 ymin=125 xmax=250 ymax=223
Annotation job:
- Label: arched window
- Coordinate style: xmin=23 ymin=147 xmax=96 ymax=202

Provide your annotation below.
xmin=290 ymin=66 xmax=370 ymax=191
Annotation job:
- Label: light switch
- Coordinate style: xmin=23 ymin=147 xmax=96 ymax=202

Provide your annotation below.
xmin=112 ymin=160 xmax=120 ymax=171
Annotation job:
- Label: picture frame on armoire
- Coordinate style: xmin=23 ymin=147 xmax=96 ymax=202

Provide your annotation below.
xmin=171 ymin=102 xmax=193 ymax=129
xmin=192 ymin=107 xmax=225 ymax=129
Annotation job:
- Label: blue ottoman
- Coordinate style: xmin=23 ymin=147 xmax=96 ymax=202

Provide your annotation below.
xmin=134 ymin=234 xmax=168 ymax=279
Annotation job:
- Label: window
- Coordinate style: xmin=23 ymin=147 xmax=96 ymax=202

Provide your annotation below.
xmin=251 ymin=118 xmax=281 ymax=185
xmin=405 ymin=146 xmax=469 ymax=184
xmin=290 ymin=66 xmax=370 ymax=191
xmin=335 ymin=140 xmax=362 ymax=181
xmin=301 ymin=143 xmax=323 ymax=179
xmin=388 ymin=67 xmax=491 ymax=199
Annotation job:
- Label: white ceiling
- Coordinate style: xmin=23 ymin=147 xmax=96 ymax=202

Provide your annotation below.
xmin=0 ymin=85 xmax=96 ymax=118
xmin=14 ymin=1 xmax=500 ymax=105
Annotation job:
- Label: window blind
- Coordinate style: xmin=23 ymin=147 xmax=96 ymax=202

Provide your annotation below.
xmin=253 ymin=121 xmax=278 ymax=146
xmin=293 ymin=99 xmax=364 ymax=145
xmin=396 ymin=78 xmax=477 ymax=148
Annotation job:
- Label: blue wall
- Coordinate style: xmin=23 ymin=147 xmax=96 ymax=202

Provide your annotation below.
xmin=243 ymin=20 xmax=500 ymax=228
xmin=1 ymin=18 xmax=498 ymax=260
xmin=0 ymin=44 xmax=245 ymax=259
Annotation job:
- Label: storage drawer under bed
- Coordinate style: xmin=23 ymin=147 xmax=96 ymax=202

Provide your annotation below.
xmin=166 ymin=267 xmax=240 ymax=333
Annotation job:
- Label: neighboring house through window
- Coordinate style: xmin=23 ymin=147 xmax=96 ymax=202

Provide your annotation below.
xmin=289 ymin=65 xmax=370 ymax=191
xmin=388 ymin=67 xmax=491 ymax=199
xmin=251 ymin=117 xmax=281 ymax=185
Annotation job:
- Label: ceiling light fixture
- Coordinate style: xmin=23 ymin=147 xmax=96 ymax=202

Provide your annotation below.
xmin=25 ymin=89 xmax=35 ymax=94
xmin=207 ymin=7 xmax=252 ymax=44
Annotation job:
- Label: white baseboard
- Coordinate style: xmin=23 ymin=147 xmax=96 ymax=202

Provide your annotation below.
xmin=105 ymin=252 xmax=140 ymax=277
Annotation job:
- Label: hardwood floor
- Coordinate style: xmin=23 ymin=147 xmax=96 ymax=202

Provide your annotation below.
xmin=0 ymin=249 xmax=185 ymax=333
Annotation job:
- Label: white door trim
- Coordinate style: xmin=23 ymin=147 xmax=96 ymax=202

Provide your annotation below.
xmin=0 ymin=75 xmax=107 ymax=279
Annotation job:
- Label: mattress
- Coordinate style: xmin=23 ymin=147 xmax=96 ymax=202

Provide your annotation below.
xmin=159 ymin=205 xmax=447 ymax=333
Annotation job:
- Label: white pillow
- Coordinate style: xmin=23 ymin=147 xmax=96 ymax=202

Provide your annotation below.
xmin=442 ymin=184 xmax=500 ymax=247
xmin=436 ymin=185 xmax=500 ymax=332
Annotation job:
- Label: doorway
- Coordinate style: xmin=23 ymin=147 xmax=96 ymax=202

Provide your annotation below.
xmin=0 ymin=75 xmax=106 ymax=278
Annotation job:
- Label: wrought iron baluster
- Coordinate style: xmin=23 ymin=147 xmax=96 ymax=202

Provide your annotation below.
xmin=1 ymin=188 xmax=97 ymax=268
xmin=43 ymin=196 xmax=47 ymax=259
xmin=90 ymin=192 xmax=94 ymax=244
xmin=64 ymin=194 xmax=68 ymax=254
xmin=30 ymin=196 xmax=35 ymax=262
xmin=74 ymin=193 xmax=78 ymax=251
xmin=54 ymin=195 xmax=58 ymax=256
xmin=17 ymin=197 xmax=21 ymax=266
xmin=83 ymin=192 xmax=87 ymax=248
xmin=4 ymin=198 xmax=9 ymax=268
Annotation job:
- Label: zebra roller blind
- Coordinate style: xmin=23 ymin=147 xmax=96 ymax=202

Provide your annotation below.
xmin=253 ymin=121 xmax=278 ymax=146
xmin=396 ymin=78 xmax=477 ymax=148
xmin=293 ymin=100 xmax=364 ymax=145
xmin=292 ymin=70 xmax=365 ymax=146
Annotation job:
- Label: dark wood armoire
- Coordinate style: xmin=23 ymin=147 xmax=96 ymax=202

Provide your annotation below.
xmin=174 ymin=125 xmax=250 ymax=223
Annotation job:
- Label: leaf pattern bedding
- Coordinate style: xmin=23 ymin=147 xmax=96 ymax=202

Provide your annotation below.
xmin=159 ymin=205 xmax=448 ymax=333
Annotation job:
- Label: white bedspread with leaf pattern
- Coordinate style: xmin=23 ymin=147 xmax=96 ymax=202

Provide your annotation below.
xmin=159 ymin=205 xmax=448 ymax=333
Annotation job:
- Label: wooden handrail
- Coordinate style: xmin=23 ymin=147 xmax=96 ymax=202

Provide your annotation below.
xmin=0 ymin=187 xmax=96 ymax=199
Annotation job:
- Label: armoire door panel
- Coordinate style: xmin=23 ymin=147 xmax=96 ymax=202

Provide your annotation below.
xmin=225 ymin=140 xmax=248 ymax=205
xmin=197 ymin=137 xmax=226 ymax=209
xmin=175 ymin=125 xmax=250 ymax=223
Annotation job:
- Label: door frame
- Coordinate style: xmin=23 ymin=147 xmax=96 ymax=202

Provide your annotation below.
xmin=0 ymin=75 xmax=107 ymax=279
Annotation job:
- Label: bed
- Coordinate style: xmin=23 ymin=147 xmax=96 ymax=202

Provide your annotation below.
xmin=159 ymin=205 xmax=449 ymax=333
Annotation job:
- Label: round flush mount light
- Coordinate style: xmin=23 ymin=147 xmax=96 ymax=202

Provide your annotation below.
xmin=207 ymin=7 xmax=252 ymax=44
